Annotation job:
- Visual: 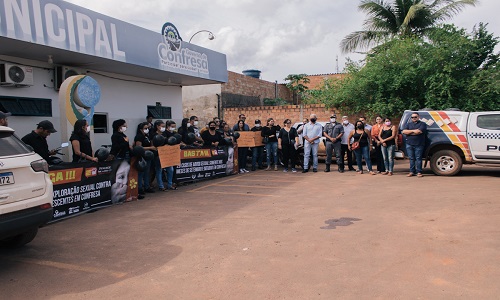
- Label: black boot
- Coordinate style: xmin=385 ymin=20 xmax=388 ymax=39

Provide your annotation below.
xmin=324 ymin=164 xmax=331 ymax=172
xmin=338 ymin=166 xmax=344 ymax=173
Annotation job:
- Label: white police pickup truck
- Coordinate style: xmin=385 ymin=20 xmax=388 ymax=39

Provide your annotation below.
xmin=398 ymin=110 xmax=500 ymax=176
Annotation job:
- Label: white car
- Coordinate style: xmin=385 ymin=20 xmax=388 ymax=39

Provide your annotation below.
xmin=0 ymin=126 xmax=53 ymax=247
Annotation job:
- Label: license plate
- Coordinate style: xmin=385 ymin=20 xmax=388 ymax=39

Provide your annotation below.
xmin=0 ymin=172 xmax=14 ymax=185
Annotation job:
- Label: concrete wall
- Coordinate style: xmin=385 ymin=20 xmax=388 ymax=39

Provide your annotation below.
xmin=1 ymin=56 xmax=183 ymax=152
xmin=182 ymin=84 xmax=221 ymax=128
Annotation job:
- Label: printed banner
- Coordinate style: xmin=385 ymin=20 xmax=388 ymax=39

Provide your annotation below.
xmin=176 ymin=146 xmax=233 ymax=183
xmin=49 ymin=159 xmax=138 ymax=222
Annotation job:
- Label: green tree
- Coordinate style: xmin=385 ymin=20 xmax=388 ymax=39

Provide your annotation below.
xmin=312 ymin=24 xmax=499 ymax=118
xmin=284 ymin=74 xmax=311 ymax=105
xmin=341 ymin=0 xmax=479 ymax=54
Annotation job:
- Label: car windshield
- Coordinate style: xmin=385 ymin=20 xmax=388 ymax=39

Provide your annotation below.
xmin=0 ymin=131 xmax=32 ymax=156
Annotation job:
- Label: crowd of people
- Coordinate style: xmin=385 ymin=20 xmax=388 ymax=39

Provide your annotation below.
xmin=2 ymin=110 xmax=426 ymax=200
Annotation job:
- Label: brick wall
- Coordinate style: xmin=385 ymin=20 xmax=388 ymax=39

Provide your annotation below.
xmin=223 ymin=71 xmax=292 ymax=103
xmin=306 ymin=73 xmax=346 ymax=89
xmin=223 ymin=104 xmax=344 ymax=127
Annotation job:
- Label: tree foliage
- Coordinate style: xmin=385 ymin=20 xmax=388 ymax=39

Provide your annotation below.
xmin=308 ymin=24 xmax=499 ymax=118
xmin=284 ymin=74 xmax=311 ymax=105
xmin=341 ymin=0 xmax=479 ymax=53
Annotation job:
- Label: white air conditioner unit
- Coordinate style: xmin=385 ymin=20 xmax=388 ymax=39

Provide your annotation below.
xmin=0 ymin=63 xmax=34 ymax=87
xmin=54 ymin=65 xmax=85 ymax=91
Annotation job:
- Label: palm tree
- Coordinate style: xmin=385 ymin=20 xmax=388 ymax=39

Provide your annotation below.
xmin=341 ymin=0 xmax=479 ymax=53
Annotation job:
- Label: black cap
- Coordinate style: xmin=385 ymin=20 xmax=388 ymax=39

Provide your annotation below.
xmin=330 ymin=114 xmax=337 ymax=118
xmin=37 ymin=120 xmax=57 ymax=133
xmin=0 ymin=111 xmax=11 ymax=119
xmin=255 ymin=119 xmax=261 ymax=124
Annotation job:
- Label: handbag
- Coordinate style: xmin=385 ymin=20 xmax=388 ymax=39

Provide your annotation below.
xmin=351 ymin=132 xmax=363 ymax=150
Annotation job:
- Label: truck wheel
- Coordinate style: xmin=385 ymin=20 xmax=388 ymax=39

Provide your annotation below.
xmin=0 ymin=228 xmax=38 ymax=248
xmin=430 ymin=150 xmax=463 ymax=176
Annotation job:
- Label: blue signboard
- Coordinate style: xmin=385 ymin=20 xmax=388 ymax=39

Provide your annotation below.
xmin=0 ymin=0 xmax=227 ymax=82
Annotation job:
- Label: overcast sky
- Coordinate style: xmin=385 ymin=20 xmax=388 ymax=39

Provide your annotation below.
xmin=66 ymin=0 xmax=500 ymax=83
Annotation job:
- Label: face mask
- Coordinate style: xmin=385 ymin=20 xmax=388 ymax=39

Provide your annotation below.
xmin=310 ymin=118 xmax=317 ymax=123
xmin=255 ymin=124 xmax=261 ymax=128
xmin=120 ymin=126 xmax=127 ymax=133
xmin=385 ymin=121 xmax=391 ymax=126
xmin=169 ymin=127 xmax=175 ymax=132
xmin=160 ymin=127 xmax=166 ymax=132
xmin=193 ymin=121 xmax=199 ymax=126
xmin=86 ymin=126 xmax=90 ymax=133
xmin=209 ymin=126 xmax=216 ymax=130
xmin=330 ymin=118 xmax=336 ymax=123
xmin=144 ymin=129 xmax=149 ymax=134
xmin=187 ymin=123 xmax=191 ymax=128
xmin=343 ymin=120 xmax=349 ymax=125
xmin=357 ymin=125 xmax=363 ymax=129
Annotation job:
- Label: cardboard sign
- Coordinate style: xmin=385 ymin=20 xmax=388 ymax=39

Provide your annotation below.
xmin=237 ymin=131 xmax=264 ymax=147
xmin=158 ymin=144 xmax=181 ymax=168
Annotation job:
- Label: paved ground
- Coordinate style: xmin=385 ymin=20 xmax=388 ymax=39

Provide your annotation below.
xmin=1 ymin=161 xmax=499 ymax=299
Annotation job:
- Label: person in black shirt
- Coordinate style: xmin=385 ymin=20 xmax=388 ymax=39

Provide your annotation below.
xmin=134 ymin=122 xmax=155 ymax=197
xmin=278 ymin=119 xmax=300 ymax=172
xmin=163 ymin=120 xmax=177 ymax=138
xmin=70 ymin=119 xmax=97 ymax=163
xmin=110 ymin=119 xmax=131 ymax=160
xmin=234 ymin=119 xmax=250 ymax=173
xmin=261 ymin=118 xmax=281 ymax=171
xmin=21 ymin=120 xmax=58 ymax=163
xmin=201 ymin=121 xmax=224 ymax=147
xmin=250 ymin=119 xmax=264 ymax=171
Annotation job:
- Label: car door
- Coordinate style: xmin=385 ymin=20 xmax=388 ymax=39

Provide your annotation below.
xmin=467 ymin=112 xmax=500 ymax=161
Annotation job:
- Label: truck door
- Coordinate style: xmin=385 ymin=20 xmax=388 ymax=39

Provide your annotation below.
xmin=468 ymin=112 xmax=500 ymax=161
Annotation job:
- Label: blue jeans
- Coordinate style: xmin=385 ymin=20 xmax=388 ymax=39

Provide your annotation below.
xmin=304 ymin=142 xmax=319 ymax=169
xmin=138 ymin=159 xmax=152 ymax=192
xmin=252 ymin=146 xmax=264 ymax=168
xmin=406 ymin=144 xmax=424 ymax=174
xmin=165 ymin=166 xmax=174 ymax=189
xmin=266 ymin=142 xmax=278 ymax=166
xmin=154 ymin=157 xmax=165 ymax=189
xmin=354 ymin=145 xmax=373 ymax=172
xmin=381 ymin=144 xmax=395 ymax=173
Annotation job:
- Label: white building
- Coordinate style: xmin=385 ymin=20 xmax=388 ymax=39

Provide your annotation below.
xmin=0 ymin=0 xmax=227 ymax=153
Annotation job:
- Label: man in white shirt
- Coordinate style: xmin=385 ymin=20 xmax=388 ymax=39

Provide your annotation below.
xmin=302 ymin=114 xmax=323 ymax=173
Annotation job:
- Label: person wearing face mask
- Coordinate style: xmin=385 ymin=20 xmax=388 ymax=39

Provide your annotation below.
xmin=250 ymin=119 xmax=265 ymax=171
xmin=201 ymin=121 xmax=224 ymax=147
xmin=340 ymin=116 xmax=356 ymax=171
xmin=234 ymin=119 xmax=250 ymax=173
xmin=378 ymin=117 xmax=398 ymax=176
xmin=371 ymin=116 xmax=386 ymax=173
xmin=278 ymin=119 xmax=300 ymax=172
xmin=110 ymin=119 xmax=132 ymax=160
xmin=134 ymin=122 xmax=156 ymax=198
xmin=70 ymin=119 xmax=98 ymax=163
xmin=262 ymin=118 xmax=281 ymax=171
xmin=189 ymin=115 xmax=204 ymax=145
xmin=323 ymin=115 xmax=344 ymax=172
xmin=348 ymin=121 xmax=376 ymax=175
xmin=302 ymin=114 xmax=323 ymax=173
xmin=151 ymin=120 xmax=172 ymax=191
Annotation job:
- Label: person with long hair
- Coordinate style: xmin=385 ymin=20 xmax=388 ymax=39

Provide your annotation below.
xmin=110 ymin=119 xmax=131 ymax=160
xmin=379 ymin=117 xmax=398 ymax=176
xmin=278 ymin=119 xmax=299 ymax=172
xmin=134 ymin=122 xmax=156 ymax=198
xmin=70 ymin=119 xmax=97 ymax=163
xmin=151 ymin=120 xmax=175 ymax=190
xmin=348 ymin=120 xmax=376 ymax=175
xmin=235 ymin=119 xmax=250 ymax=173
xmin=371 ymin=115 xmax=386 ymax=173
xmin=177 ymin=118 xmax=190 ymax=145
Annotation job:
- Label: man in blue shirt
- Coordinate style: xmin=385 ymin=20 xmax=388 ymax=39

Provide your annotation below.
xmin=402 ymin=112 xmax=427 ymax=177
xmin=302 ymin=114 xmax=323 ymax=173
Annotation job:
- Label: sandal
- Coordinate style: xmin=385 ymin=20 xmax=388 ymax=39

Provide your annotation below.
xmin=417 ymin=173 xmax=423 ymax=177
xmin=388 ymin=172 xmax=393 ymax=176
xmin=381 ymin=172 xmax=389 ymax=175
xmin=369 ymin=171 xmax=376 ymax=175
xmin=407 ymin=173 xmax=414 ymax=177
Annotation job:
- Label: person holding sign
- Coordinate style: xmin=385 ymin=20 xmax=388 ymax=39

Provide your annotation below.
xmin=235 ymin=120 xmax=250 ymax=173
xmin=278 ymin=119 xmax=300 ymax=173
xmin=250 ymin=119 xmax=264 ymax=171
xmin=134 ymin=122 xmax=155 ymax=198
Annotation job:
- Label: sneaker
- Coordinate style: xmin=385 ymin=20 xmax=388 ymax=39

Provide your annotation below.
xmin=302 ymin=169 xmax=309 ymax=173
xmin=258 ymin=166 xmax=265 ymax=169
xmin=251 ymin=166 xmax=256 ymax=171
xmin=348 ymin=167 xmax=356 ymax=171
xmin=239 ymin=169 xmax=245 ymax=174
xmin=274 ymin=165 xmax=278 ymax=171
xmin=243 ymin=169 xmax=250 ymax=173
xmin=292 ymin=168 xmax=297 ymax=173
xmin=145 ymin=187 xmax=155 ymax=193
xmin=283 ymin=168 xmax=288 ymax=172
xmin=265 ymin=166 xmax=271 ymax=171
xmin=138 ymin=189 xmax=145 ymax=195
xmin=313 ymin=168 xmax=318 ymax=172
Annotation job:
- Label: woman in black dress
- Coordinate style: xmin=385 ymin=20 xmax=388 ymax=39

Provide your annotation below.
xmin=278 ymin=119 xmax=299 ymax=172
xmin=70 ymin=119 xmax=97 ymax=163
